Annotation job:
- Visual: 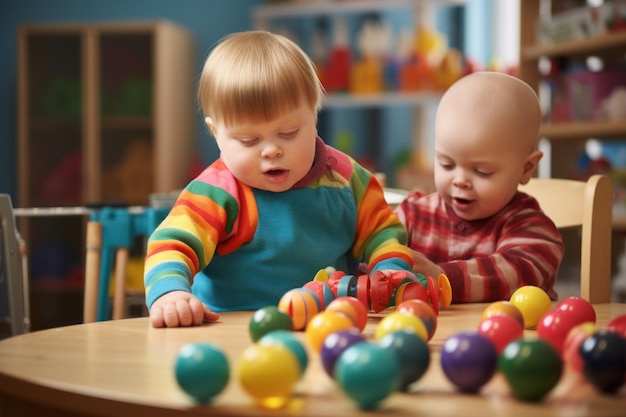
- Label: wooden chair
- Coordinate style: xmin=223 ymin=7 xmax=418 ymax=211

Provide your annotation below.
xmin=0 ymin=194 xmax=30 ymax=336
xmin=518 ymin=174 xmax=613 ymax=303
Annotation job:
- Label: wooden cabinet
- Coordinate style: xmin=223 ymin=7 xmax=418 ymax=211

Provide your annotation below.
xmin=518 ymin=1 xmax=626 ymax=209
xmin=17 ymin=21 xmax=196 ymax=329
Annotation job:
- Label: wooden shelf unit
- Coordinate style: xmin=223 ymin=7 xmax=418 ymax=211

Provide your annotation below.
xmin=16 ymin=20 xmax=196 ymax=330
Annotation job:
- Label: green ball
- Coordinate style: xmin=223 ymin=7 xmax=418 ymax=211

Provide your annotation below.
xmin=499 ymin=339 xmax=563 ymax=402
xmin=249 ymin=306 xmax=293 ymax=342
xmin=175 ymin=343 xmax=229 ymax=403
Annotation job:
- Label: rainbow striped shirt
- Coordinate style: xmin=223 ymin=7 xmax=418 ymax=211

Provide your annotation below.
xmin=144 ymin=138 xmax=413 ymax=311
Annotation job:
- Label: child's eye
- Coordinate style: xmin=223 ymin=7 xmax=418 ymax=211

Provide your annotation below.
xmin=439 ymin=161 xmax=454 ymax=170
xmin=236 ymin=137 xmax=259 ymax=146
xmin=475 ymin=169 xmax=493 ymax=177
xmin=279 ymin=129 xmax=299 ymax=139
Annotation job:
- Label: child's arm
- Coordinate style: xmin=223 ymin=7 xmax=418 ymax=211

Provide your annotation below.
xmin=438 ymin=211 xmax=564 ymax=302
xmin=149 ymin=291 xmax=219 ymax=328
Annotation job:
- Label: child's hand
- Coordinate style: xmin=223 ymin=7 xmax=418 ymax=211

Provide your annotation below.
xmin=149 ymin=290 xmax=220 ymax=328
xmin=411 ymin=250 xmax=444 ymax=279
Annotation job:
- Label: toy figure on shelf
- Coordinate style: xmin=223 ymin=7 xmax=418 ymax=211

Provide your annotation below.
xmin=323 ymin=17 xmax=351 ymax=93
xmin=349 ymin=16 xmax=387 ymax=94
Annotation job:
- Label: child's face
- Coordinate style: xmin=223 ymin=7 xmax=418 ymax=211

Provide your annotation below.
xmin=208 ymin=103 xmax=317 ymax=192
xmin=434 ymin=122 xmax=537 ymax=221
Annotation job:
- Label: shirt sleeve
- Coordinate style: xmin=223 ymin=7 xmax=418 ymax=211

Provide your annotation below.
xmin=397 ymin=192 xmax=565 ymax=303
xmin=143 ymin=169 xmax=257 ymax=308
xmin=350 ymin=163 xmax=414 ymax=275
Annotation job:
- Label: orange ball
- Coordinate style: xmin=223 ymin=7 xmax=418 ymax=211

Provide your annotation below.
xmin=482 ymin=301 xmax=524 ymax=328
xmin=305 ymin=311 xmax=356 ymax=353
xmin=326 ymin=296 xmax=368 ymax=332
xmin=278 ymin=288 xmax=321 ymax=331
xmin=396 ymin=299 xmax=437 ymax=341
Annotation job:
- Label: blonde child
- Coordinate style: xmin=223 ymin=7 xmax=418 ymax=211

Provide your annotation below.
xmin=395 ymin=71 xmax=564 ymax=303
xmin=144 ymin=31 xmax=416 ymax=328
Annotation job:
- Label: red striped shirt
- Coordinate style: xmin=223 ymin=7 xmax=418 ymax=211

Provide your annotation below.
xmin=395 ymin=191 xmax=564 ymax=303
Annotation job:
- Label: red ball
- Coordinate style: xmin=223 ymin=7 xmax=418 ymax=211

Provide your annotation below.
xmin=536 ymin=308 xmax=583 ymax=354
xmin=477 ymin=315 xmax=524 ymax=354
xmin=394 ymin=281 xmax=429 ymax=305
xmin=607 ymin=314 xmax=626 ymax=338
xmin=555 ymin=297 xmax=596 ymax=325
xmin=396 ymin=299 xmax=438 ymax=341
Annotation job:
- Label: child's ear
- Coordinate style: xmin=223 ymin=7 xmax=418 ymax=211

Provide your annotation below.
xmin=205 ymin=117 xmax=216 ymax=137
xmin=520 ymin=150 xmax=543 ymax=185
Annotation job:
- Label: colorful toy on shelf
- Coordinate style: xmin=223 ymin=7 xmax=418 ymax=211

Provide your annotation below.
xmin=349 ymin=17 xmax=386 ymax=94
xmin=322 ymin=16 xmax=351 ymax=93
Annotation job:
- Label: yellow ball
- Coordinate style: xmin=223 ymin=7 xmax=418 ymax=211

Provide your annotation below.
xmin=375 ymin=311 xmax=428 ymax=342
xmin=237 ymin=343 xmax=300 ymax=408
xmin=509 ymin=286 xmax=552 ymax=329
xmin=305 ymin=311 xmax=356 ymax=353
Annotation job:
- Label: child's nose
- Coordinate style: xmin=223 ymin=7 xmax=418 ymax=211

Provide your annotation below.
xmin=452 ymin=173 xmax=471 ymax=189
xmin=261 ymin=142 xmax=282 ymax=158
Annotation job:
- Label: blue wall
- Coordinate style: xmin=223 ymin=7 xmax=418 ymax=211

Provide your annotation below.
xmin=0 ymin=0 xmax=261 ymax=203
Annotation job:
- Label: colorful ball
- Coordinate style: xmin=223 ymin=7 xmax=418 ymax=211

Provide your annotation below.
xmin=509 ymin=286 xmax=552 ymax=329
xmin=394 ymin=281 xmax=428 ymax=305
xmin=334 ymin=342 xmax=401 ymax=410
xmin=320 ymin=328 xmax=366 ymax=377
xmin=606 ymin=314 xmax=626 ymax=338
xmin=536 ymin=308 xmax=585 ymax=354
xmin=175 ymin=343 xmax=230 ymax=404
xmin=563 ymin=322 xmax=597 ymax=373
xmin=482 ymin=301 xmax=524 ymax=328
xmin=477 ymin=314 xmax=524 ymax=354
xmin=555 ymin=296 xmax=596 ymax=324
xmin=326 ymin=296 xmax=368 ymax=332
xmin=378 ymin=330 xmax=430 ymax=391
xmin=499 ymin=339 xmax=563 ymax=402
xmin=305 ymin=310 xmax=356 ymax=353
xmin=278 ymin=288 xmax=320 ymax=331
xmin=440 ymin=331 xmax=498 ymax=393
xmin=303 ymin=280 xmax=335 ymax=310
xmin=375 ymin=311 xmax=428 ymax=342
xmin=258 ymin=330 xmax=308 ymax=376
xmin=249 ymin=306 xmax=293 ymax=342
xmin=395 ymin=299 xmax=437 ymax=341
xmin=237 ymin=343 xmax=300 ymax=409
xmin=579 ymin=330 xmax=626 ymax=394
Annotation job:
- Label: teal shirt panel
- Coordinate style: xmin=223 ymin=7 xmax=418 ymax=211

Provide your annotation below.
xmin=192 ymin=184 xmax=359 ymax=312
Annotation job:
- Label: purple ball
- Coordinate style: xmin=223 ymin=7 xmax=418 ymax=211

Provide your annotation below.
xmin=441 ymin=331 xmax=498 ymax=393
xmin=320 ymin=328 xmax=366 ymax=377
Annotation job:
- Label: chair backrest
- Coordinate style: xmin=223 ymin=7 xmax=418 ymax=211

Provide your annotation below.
xmin=0 ymin=194 xmax=28 ymax=336
xmin=518 ymin=175 xmax=613 ymax=303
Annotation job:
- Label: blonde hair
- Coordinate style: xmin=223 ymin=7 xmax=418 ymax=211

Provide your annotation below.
xmin=198 ymin=31 xmax=325 ymax=127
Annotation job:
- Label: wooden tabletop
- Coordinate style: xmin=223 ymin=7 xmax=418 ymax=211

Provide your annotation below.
xmin=0 ymin=303 xmax=624 ymax=417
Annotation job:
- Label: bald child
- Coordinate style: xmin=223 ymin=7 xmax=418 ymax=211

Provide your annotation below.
xmin=395 ymin=71 xmax=564 ymax=303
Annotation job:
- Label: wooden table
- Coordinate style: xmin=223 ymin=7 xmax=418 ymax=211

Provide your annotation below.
xmin=0 ymin=303 xmax=624 ymax=417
